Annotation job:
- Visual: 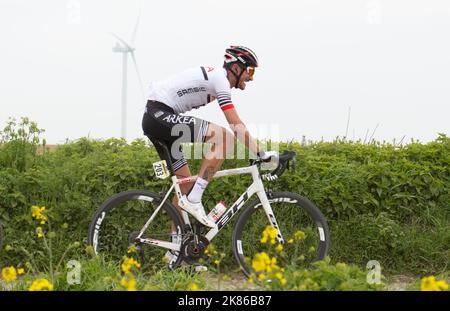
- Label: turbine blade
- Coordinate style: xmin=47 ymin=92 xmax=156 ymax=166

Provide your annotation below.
xmin=110 ymin=32 xmax=134 ymax=51
xmin=130 ymin=51 xmax=146 ymax=102
xmin=131 ymin=1 xmax=143 ymax=46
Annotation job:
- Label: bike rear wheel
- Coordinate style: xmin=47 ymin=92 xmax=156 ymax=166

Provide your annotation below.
xmin=232 ymin=191 xmax=330 ymax=278
xmin=88 ymin=190 xmax=184 ymax=271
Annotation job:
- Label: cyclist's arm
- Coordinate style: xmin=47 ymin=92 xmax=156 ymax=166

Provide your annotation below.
xmin=222 ymin=106 xmax=260 ymax=156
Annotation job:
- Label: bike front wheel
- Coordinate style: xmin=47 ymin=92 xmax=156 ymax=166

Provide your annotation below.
xmin=232 ymin=191 xmax=330 ymax=278
xmin=88 ymin=190 xmax=184 ymax=271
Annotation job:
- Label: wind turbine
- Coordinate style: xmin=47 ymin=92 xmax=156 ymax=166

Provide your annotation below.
xmin=111 ymin=4 xmax=145 ymax=140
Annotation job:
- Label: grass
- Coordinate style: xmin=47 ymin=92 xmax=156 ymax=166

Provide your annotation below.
xmin=330 ymin=211 xmax=450 ymax=275
xmin=3 ymin=255 xmax=448 ymax=291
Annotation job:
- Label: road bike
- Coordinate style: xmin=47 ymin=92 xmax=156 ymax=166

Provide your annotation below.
xmin=88 ymin=141 xmax=330 ymax=277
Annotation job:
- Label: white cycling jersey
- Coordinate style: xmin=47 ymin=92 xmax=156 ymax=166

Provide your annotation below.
xmin=146 ymin=66 xmax=234 ymax=114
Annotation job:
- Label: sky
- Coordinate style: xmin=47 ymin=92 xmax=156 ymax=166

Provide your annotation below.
xmin=1 ymin=0 xmax=449 ymax=144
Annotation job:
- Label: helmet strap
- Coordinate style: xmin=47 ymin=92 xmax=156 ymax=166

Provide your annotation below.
xmin=228 ymin=64 xmax=245 ymax=88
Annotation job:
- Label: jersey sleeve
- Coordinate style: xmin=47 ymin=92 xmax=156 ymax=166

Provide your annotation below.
xmin=211 ymin=71 xmax=234 ymax=112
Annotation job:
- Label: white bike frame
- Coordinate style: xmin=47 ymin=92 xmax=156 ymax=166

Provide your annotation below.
xmin=135 ymin=164 xmax=284 ymax=252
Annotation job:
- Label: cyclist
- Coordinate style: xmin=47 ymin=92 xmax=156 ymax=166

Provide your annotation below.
xmin=142 ymin=45 xmax=278 ymax=228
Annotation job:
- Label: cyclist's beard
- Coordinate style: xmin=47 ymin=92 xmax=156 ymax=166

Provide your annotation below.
xmin=238 ymin=78 xmax=247 ymax=90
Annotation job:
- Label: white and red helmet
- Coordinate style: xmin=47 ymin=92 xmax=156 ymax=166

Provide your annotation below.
xmin=224 ymin=45 xmax=259 ymax=68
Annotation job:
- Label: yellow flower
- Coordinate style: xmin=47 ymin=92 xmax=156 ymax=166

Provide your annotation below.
xmin=287 ymin=239 xmax=294 ymax=244
xmin=214 ymin=260 xmax=220 ymax=265
xmin=127 ymin=245 xmax=137 ymax=254
xmin=280 ymin=278 xmax=287 ymax=287
xmin=252 ymin=259 xmax=266 ymax=272
xmin=263 ymin=252 xmax=272 ymax=263
xmin=188 ymin=283 xmax=199 ymax=291
xmin=421 ymin=276 xmax=437 ymax=291
xmin=205 ymin=244 xmax=217 ymax=258
xmin=294 ymin=231 xmax=305 ymax=241
xmin=436 ymin=280 xmax=449 ymax=291
xmin=275 ymin=272 xmax=283 ymax=280
xmin=258 ymin=273 xmax=267 ymax=280
xmin=28 ymin=278 xmax=53 ymax=291
xmin=17 ymin=268 xmax=25 ymax=275
xmin=121 ymin=257 xmax=141 ymax=274
xmin=275 ymin=244 xmax=283 ymax=253
xmin=252 ymin=252 xmax=271 ymax=272
xmin=31 ymin=205 xmax=41 ymax=218
xmin=261 ymin=226 xmax=278 ymax=245
xmin=267 ymin=227 xmax=278 ymax=239
xmin=120 ymin=275 xmax=137 ymax=291
xmin=31 ymin=206 xmax=47 ymax=224
xmin=5 ymin=244 xmax=12 ymax=251
xmin=36 ymin=227 xmax=44 ymax=238
xmin=2 ymin=266 xmax=17 ymax=283
xmin=421 ymin=276 xmax=449 ymax=291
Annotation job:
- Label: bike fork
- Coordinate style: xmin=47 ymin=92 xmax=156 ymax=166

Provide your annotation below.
xmin=255 ymin=180 xmax=285 ymax=244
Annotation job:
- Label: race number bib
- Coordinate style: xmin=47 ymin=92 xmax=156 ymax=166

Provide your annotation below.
xmin=153 ymin=160 xmax=170 ymax=179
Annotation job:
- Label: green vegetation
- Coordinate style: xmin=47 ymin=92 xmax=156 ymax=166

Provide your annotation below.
xmin=0 ymin=117 xmax=449 ymax=290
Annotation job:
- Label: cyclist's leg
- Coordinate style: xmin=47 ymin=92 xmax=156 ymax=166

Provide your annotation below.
xmin=197 ymin=123 xmax=234 ymax=181
xmin=184 ymin=123 xmax=234 ymax=207
xmin=145 ymin=138 xmax=192 ymax=226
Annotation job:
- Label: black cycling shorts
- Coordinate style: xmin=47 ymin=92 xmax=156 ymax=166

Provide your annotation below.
xmin=142 ymin=100 xmax=210 ymax=172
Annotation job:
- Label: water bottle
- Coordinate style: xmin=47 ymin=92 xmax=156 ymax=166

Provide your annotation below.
xmin=207 ymin=201 xmax=228 ymax=223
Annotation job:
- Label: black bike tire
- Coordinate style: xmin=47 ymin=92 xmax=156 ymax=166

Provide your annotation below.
xmin=87 ymin=189 xmax=185 ymax=268
xmin=232 ymin=191 xmax=331 ymax=278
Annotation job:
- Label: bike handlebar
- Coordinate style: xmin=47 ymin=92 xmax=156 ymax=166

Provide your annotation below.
xmin=251 ymin=150 xmax=297 ymax=181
